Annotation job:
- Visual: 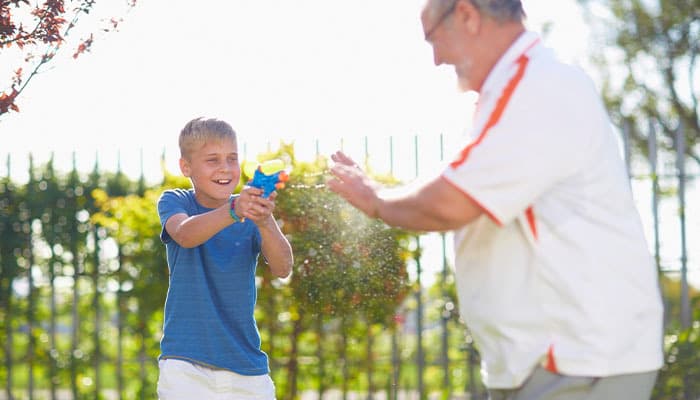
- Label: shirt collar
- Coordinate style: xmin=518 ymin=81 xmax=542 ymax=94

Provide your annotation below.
xmin=479 ymin=31 xmax=541 ymax=100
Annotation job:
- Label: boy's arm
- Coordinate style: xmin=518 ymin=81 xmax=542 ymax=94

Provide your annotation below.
xmin=257 ymin=216 xmax=293 ymax=278
xmin=241 ymin=192 xmax=293 ymax=278
xmin=165 ymin=188 xmax=264 ymax=248
xmin=165 ymin=205 xmax=233 ymax=248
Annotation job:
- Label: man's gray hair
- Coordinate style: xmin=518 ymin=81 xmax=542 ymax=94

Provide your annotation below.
xmin=472 ymin=0 xmax=526 ymax=22
xmin=430 ymin=0 xmax=525 ymax=23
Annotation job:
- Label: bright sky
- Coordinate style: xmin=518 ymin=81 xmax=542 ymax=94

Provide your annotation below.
xmin=0 ymin=0 xmax=589 ymax=184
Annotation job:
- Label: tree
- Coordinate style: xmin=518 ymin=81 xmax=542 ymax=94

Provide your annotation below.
xmin=0 ymin=0 xmax=136 ymax=117
xmin=575 ymin=3 xmax=700 ymax=397
xmin=653 ymin=304 xmax=700 ymax=400
xmin=0 ymin=157 xmax=31 ymax=398
xmin=576 ymin=0 xmax=699 ymax=164
xmin=91 ymin=182 xmax=170 ymax=399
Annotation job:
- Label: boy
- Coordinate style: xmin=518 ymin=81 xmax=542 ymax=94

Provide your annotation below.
xmin=156 ymin=117 xmax=293 ymax=399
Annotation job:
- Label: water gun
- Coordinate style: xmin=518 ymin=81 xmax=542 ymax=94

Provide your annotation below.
xmin=244 ymin=159 xmax=289 ymax=198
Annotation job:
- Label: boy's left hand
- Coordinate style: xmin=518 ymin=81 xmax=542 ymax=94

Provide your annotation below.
xmin=236 ymin=187 xmax=277 ymax=226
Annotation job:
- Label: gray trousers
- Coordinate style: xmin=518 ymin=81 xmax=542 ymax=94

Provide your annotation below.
xmin=488 ymin=367 xmax=658 ymax=400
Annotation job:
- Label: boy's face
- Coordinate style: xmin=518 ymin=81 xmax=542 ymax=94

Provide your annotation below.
xmin=179 ymin=137 xmax=240 ymax=208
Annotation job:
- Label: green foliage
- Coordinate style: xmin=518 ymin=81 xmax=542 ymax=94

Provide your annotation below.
xmin=660 ymin=276 xmax=700 ymax=331
xmin=258 ymin=144 xmax=412 ymax=326
xmin=91 ymin=186 xmax=168 ymax=318
xmin=279 ymin=176 xmax=411 ymax=324
xmin=0 ymin=154 xmax=168 ymax=398
xmin=0 ymin=168 xmax=29 ymax=315
xmin=654 ymin=305 xmax=700 ymax=399
xmin=248 ymin=143 xmax=413 ymax=398
xmin=2 ymin=144 xmax=696 ymax=399
xmin=577 ymin=0 xmax=700 ymax=165
xmin=572 ymin=4 xmax=700 ymax=392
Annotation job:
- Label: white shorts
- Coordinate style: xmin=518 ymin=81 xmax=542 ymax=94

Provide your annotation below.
xmin=157 ymin=358 xmax=276 ymax=400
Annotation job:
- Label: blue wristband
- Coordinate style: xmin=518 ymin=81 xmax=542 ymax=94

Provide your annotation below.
xmin=229 ymin=197 xmax=242 ymax=223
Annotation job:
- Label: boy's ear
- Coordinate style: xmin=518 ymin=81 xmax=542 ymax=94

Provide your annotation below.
xmin=179 ymin=157 xmax=191 ymax=177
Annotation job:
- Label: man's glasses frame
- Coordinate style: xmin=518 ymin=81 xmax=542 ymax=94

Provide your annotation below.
xmin=424 ymin=0 xmax=458 ymax=41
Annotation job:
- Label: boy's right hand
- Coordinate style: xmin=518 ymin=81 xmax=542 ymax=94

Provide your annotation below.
xmin=235 ymin=187 xmax=277 ymax=224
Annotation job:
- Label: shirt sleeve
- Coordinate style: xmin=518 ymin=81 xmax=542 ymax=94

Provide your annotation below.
xmin=157 ymin=189 xmax=189 ymax=244
xmin=443 ymin=65 xmax=599 ymax=225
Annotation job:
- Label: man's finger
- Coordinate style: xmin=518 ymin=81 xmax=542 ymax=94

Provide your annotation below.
xmin=330 ymin=163 xmax=359 ymax=180
xmin=331 ymin=151 xmax=358 ymax=168
xmin=326 ymin=178 xmax=347 ymax=196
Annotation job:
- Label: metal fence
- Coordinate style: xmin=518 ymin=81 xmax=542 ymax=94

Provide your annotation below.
xmin=0 ymin=121 xmax=697 ymax=400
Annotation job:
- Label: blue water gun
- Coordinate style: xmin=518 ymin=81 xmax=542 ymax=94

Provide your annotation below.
xmin=245 ymin=159 xmax=289 ymax=198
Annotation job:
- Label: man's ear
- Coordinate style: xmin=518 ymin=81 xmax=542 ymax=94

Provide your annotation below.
xmin=455 ymin=0 xmax=481 ymax=34
xmin=179 ymin=157 xmax=191 ymax=177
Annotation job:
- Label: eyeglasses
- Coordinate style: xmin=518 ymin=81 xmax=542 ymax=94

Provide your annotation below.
xmin=424 ymin=0 xmax=458 ymax=41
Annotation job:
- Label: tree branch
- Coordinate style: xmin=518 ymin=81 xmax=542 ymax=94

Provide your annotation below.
xmin=1 ymin=1 xmax=90 ymax=117
xmin=0 ymin=18 xmax=45 ymax=47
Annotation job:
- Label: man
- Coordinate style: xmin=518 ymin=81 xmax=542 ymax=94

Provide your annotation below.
xmin=327 ymin=0 xmax=664 ymax=398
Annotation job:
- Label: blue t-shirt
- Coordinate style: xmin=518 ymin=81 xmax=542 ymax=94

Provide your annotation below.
xmin=157 ymin=188 xmax=268 ymax=375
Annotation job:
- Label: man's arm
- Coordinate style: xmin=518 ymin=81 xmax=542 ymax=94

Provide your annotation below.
xmin=327 ymin=151 xmax=483 ymax=232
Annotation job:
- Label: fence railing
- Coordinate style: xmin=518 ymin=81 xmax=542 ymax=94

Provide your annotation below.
xmin=0 ymin=122 xmax=697 ymax=400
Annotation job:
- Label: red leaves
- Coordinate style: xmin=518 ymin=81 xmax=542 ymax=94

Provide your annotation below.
xmin=72 ymin=33 xmax=92 ymax=59
xmin=1 ymin=0 xmax=136 ymax=117
xmin=13 ymin=68 xmax=22 ymax=86
xmin=107 ymin=18 xmax=119 ymax=31
xmin=0 ymin=69 xmax=23 ymax=114
xmin=0 ymin=10 xmax=15 ymax=38
xmin=31 ymin=0 xmax=68 ymax=45
xmin=1 ymin=0 xmax=67 ymax=49
xmin=0 ymin=88 xmax=20 ymax=113
xmin=1 ymin=0 xmax=70 ymax=116
xmin=72 ymin=42 xmax=85 ymax=58
xmin=0 ymin=3 xmax=18 ymax=45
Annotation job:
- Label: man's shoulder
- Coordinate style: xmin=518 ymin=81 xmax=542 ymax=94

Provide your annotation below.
xmin=513 ymin=53 xmax=599 ymax=115
xmin=526 ymin=49 xmax=593 ymax=90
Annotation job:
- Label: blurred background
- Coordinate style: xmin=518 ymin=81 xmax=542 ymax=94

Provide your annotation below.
xmin=0 ymin=0 xmax=698 ymax=399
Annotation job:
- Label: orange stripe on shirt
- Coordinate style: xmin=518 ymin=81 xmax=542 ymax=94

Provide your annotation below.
xmin=544 ymin=344 xmax=559 ymax=373
xmin=525 ymin=206 xmax=538 ymax=240
xmin=450 ymin=40 xmax=539 ymax=169
xmin=441 ymin=175 xmax=503 ymax=226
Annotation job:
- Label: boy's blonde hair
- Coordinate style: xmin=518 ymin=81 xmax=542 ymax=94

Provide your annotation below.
xmin=179 ymin=117 xmax=237 ymax=159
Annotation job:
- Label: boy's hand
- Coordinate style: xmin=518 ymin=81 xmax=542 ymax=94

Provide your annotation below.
xmin=236 ymin=187 xmax=277 ymax=226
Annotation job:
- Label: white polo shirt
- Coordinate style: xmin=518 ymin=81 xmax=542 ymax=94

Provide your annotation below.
xmin=442 ymin=31 xmax=664 ymax=389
